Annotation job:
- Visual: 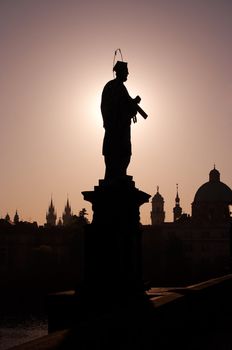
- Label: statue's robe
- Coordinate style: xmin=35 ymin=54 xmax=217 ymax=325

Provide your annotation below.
xmin=101 ymin=79 xmax=137 ymax=180
xmin=101 ymin=79 xmax=137 ymax=157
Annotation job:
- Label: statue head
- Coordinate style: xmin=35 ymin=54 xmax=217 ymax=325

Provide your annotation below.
xmin=113 ymin=61 xmax=129 ymax=82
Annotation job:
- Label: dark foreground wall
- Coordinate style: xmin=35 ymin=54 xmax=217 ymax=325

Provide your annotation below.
xmin=10 ymin=274 xmax=232 ymax=350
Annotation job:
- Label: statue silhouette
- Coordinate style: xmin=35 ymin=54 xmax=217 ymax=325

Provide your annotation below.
xmin=101 ymin=60 xmax=141 ymax=182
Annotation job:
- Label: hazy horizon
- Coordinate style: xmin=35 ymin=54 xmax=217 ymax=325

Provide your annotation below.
xmin=1 ymin=0 xmax=232 ymax=225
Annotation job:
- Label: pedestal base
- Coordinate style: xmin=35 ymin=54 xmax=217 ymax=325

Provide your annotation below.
xmin=81 ymin=176 xmax=151 ymax=303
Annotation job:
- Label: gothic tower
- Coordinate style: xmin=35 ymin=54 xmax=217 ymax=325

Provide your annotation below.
xmin=5 ymin=213 xmax=10 ymax=222
xmin=46 ymin=198 xmax=57 ymax=226
xmin=173 ymin=184 xmax=182 ymax=222
xmin=14 ymin=210 xmax=19 ymax=224
xmin=62 ymin=198 xmax=73 ymax=226
xmin=151 ymin=186 xmax=165 ymax=225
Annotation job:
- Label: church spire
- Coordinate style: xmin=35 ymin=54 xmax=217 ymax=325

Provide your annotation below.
xmin=175 ymin=183 xmax=180 ymax=204
xmin=62 ymin=197 xmax=73 ymax=226
xmin=14 ymin=210 xmax=19 ymax=224
xmin=46 ymin=197 xmax=57 ymax=226
xmin=173 ymin=184 xmax=182 ymax=222
xmin=5 ymin=213 xmax=10 ymax=223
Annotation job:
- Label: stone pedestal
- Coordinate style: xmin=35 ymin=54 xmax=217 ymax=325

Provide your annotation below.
xmin=81 ymin=176 xmax=151 ymax=303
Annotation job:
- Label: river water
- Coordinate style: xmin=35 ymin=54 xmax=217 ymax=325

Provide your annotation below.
xmin=0 ymin=311 xmax=48 ymax=350
xmin=0 ymin=296 xmax=48 ymax=350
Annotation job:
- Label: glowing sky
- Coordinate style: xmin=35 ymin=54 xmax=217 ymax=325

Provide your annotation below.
xmin=1 ymin=0 xmax=232 ymax=224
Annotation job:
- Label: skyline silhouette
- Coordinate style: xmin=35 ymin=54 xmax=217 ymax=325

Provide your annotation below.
xmin=2 ymin=165 xmax=231 ymax=227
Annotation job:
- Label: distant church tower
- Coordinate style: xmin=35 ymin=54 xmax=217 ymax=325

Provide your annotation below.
xmin=5 ymin=213 xmax=10 ymax=222
xmin=173 ymin=184 xmax=182 ymax=222
xmin=151 ymin=186 xmax=165 ymax=225
xmin=62 ymin=198 xmax=73 ymax=226
xmin=14 ymin=210 xmax=19 ymax=224
xmin=46 ymin=198 xmax=57 ymax=226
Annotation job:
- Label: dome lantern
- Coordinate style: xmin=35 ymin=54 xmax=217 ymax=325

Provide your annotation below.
xmin=209 ymin=165 xmax=220 ymax=183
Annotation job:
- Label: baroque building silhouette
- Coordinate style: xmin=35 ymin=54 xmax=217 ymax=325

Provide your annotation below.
xmin=144 ymin=166 xmax=232 ymax=285
xmin=0 ymin=166 xmax=231 ymax=289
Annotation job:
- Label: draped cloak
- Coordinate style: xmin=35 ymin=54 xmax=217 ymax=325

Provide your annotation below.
xmin=101 ymin=79 xmax=137 ymax=158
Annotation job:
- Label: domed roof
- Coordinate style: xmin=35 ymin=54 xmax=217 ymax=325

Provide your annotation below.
xmin=193 ymin=167 xmax=232 ymax=203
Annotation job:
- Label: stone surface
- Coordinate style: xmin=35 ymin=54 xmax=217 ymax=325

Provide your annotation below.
xmin=81 ymin=177 xmax=151 ymax=302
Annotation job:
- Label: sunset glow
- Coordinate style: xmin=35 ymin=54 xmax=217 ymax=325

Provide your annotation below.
xmin=1 ymin=0 xmax=232 ymax=224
